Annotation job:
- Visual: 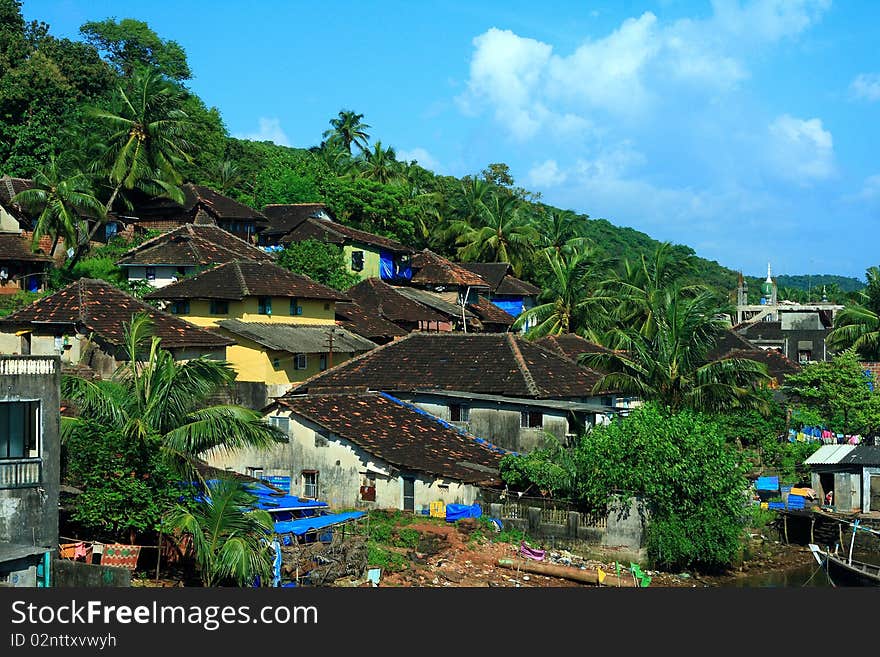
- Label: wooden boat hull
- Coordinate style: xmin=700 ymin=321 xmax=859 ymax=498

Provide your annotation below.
xmin=809 ymin=544 xmax=880 ymax=587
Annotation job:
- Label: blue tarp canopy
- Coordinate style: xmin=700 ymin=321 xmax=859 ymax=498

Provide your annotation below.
xmin=273 ymin=511 xmax=365 ymax=536
xmin=445 ymin=503 xmax=482 ymax=522
xmin=492 ymin=298 xmax=524 ymax=318
xmin=755 ymin=476 xmax=779 ymax=491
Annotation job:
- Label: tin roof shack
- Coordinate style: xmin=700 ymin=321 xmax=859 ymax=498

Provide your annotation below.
xmin=206 ymin=391 xmax=504 ymax=514
xmin=0 ymin=356 xmax=60 ymax=587
xmin=806 ymin=445 xmax=880 ymax=514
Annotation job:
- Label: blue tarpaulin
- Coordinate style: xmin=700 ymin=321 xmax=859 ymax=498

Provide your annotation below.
xmin=492 ymin=298 xmax=524 ymax=318
xmin=379 ymin=251 xmax=395 ymax=280
xmin=273 ymin=511 xmax=365 ymax=537
xmin=445 ymin=503 xmax=482 ymax=522
xmin=755 ymin=476 xmax=779 ymax=491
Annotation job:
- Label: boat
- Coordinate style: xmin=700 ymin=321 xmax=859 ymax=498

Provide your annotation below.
xmin=809 ymin=543 xmax=880 ymax=586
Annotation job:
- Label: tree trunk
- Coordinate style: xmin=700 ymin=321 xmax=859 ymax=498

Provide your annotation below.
xmin=66 ymin=187 xmax=118 ymax=271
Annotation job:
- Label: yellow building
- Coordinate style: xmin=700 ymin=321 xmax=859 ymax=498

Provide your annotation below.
xmin=144 ymin=260 xmax=375 ymax=384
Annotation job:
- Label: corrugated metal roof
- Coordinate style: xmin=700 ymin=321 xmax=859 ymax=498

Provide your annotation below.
xmin=805 ymin=444 xmax=855 ymax=465
xmin=218 ymin=320 xmax=377 ymax=354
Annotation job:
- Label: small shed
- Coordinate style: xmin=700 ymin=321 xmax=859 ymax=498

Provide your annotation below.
xmin=805 ymin=445 xmax=880 ymax=513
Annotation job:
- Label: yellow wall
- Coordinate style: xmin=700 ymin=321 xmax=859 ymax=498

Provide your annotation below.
xmin=219 ymin=331 xmax=353 ymax=384
xmin=176 ymin=297 xmax=336 ymax=327
xmin=343 ymin=244 xmax=381 ymax=280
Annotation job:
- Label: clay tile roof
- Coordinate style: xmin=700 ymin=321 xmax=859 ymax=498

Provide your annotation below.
xmin=260 ymin=204 xmax=332 ymax=238
xmin=0 ymin=233 xmax=53 ymax=262
xmin=116 ymin=224 xmax=273 ymax=267
xmin=217 ymin=320 xmax=377 ymax=354
xmin=288 ymin=332 xmax=612 ymax=398
xmin=345 ymin=278 xmax=447 ymax=324
xmin=0 ymin=177 xmax=34 ymax=224
xmin=707 ymin=330 xmax=801 ymax=380
xmin=460 ymin=262 xmax=541 ymax=296
xmin=0 ymin=278 xmax=232 ymax=350
xmin=276 ymin=392 xmax=504 ymax=485
xmin=144 ymin=260 xmax=350 ymax=302
xmin=410 ymin=250 xmax=491 ymax=288
xmin=129 ymin=184 xmax=267 ymax=224
xmin=467 ymin=297 xmax=515 ymax=327
xmin=335 ymin=301 xmax=408 ymax=342
xmin=535 ymin=334 xmax=614 ymax=361
xmin=274 ymin=213 xmax=414 ymax=254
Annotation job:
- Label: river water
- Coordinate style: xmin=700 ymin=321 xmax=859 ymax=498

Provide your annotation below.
xmin=733 ymin=549 xmax=877 ymax=587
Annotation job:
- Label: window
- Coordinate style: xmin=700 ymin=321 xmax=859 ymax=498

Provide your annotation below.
xmin=246 ymin=467 xmax=264 ymax=480
xmin=272 ymin=357 xmax=280 ymax=368
xmin=520 ymin=410 xmax=543 ymax=429
xmin=319 ymin=354 xmax=327 ymax=371
xmin=290 ymin=298 xmax=303 ymax=315
xmin=0 ymin=401 xmax=39 ymax=459
xmin=268 ymin=416 xmax=289 ymax=433
xmin=351 ymin=250 xmax=364 ymax=272
xmin=170 ymin=300 xmax=190 ymax=314
xmin=294 ymin=354 xmax=307 ymax=370
xmin=450 ymin=404 xmax=469 ymax=422
xmin=798 ymin=350 xmax=812 ymax=364
xmin=258 ymin=296 xmax=272 ymax=315
xmin=145 ymin=267 xmax=156 ymax=281
xmin=210 ymin=300 xmax=229 ymax=315
xmin=324 ymin=303 xmax=330 ymax=311
xmin=302 ymin=470 xmax=318 ymax=499
xmin=360 ymin=475 xmax=376 ymax=502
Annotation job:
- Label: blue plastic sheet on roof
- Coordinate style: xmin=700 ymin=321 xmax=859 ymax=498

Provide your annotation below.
xmin=273 ymin=511 xmax=364 ymax=537
xmin=379 ymin=251 xmax=395 ymax=280
xmin=445 ymin=503 xmax=482 ymax=522
xmin=755 ymin=476 xmax=779 ymax=491
xmin=492 ymin=298 xmax=524 ymax=317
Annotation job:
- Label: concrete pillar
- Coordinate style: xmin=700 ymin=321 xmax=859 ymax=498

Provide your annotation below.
xmin=567 ymin=511 xmax=580 ymax=538
xmin=528 ymin=507 xmax=542 ymax=534
xmin=490 ymin=503 xmax=503 ymax=519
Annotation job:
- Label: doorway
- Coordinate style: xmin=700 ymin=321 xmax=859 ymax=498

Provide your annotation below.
xmin=402 ymin=476 xmax=415 ymax=512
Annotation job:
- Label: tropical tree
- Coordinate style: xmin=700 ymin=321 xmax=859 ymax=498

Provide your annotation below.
xmin=582 ymin=287 xmax=772 ymax=414
xmin=166 ymin=477 xmax=275 ymax=587
xmin=322 ymin=109 xmax=370 ymax=154
xmin=827 ymin=266 xmax=880 ymax=360
xmin=536 ymin=209 xmax=590 ymax=258
xmin=61 ymin=313 xmax=286 ymax=480
xmin=357 ymin=140 xmax=398 ymax=184
xmin=11 ymin=155 xmax=104 ymax=257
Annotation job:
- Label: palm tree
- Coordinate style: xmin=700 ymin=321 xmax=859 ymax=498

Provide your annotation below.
xmin=582 ymin=287 xmax=772 ymax=414
xmin=311 ymin=139 xmax=356 ymax=177
xmin=61 ymin=313 xmax=286 ymax=479
xmin=167 ymin=477 xmax=275 ymax=587
xmin=357 ymin=141 xmax=398 ymax=184
xmin=537 ymin=209 xmax=590 ymax=258
xmin=323 ymin=109 xmax=371 ymax=154
xmin=453 ymin=192 xmax=537 ymax=276
xmin=827 ymin=266 xmax=880 ymax=360
xmin=12 ymin=156 xmax=105 ymax=258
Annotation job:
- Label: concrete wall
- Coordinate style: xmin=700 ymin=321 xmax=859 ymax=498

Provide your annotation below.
xmin=125 ymin=265 xmax=190 ymax=289
xmin=0 ymin=208 xmax=20 ymax=232
xmin=205 ymin=409 xmax=481 ymax=510
xmin=864 ymin=467 xmax=880 ymax=514
xmin=176 ymin=297 xmax=335 ymax=327
xmin=0 ymin=357 xmax=60 ymax=553
xmin=343 ymin=244 xmax=381 ymax=280
xmin=52 ymin=560 xmax=131 ymax=587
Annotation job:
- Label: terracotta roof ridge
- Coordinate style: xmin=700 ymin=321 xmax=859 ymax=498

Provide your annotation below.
xmin=506 ymin=333 xmax=541 ymax=397
xmin=77 ymin=278 xmax=87 ymax=325
xmin=232 ymin=260 xmax=249 ymax=296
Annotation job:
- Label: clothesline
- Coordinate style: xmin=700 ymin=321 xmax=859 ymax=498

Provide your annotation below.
xmin=787 ymin=427 xmax=867 ymax=445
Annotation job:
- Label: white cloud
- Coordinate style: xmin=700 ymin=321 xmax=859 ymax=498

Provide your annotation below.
xmin=767 ymin=114 xmax=834 ymax=183
xmin=397 ymin=147 xmax=441 ymax=172
xmin=235 ymin=117 xmax=291 ymax=147
xmin=527 ymin=160 xmax=568 ymax=187
xmin=711 ymin=0 xmax=831 ymax=43
xmin=844 ymin=174 xmax=880 ymax=203
xmin=851 ymin=73 xmax=880 ymax=102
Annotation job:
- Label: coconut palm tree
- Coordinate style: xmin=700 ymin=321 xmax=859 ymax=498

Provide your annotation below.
xmin=357 ymin=141 xmax=398 ymax=184
xmin=323 ymin=109 xmax=371 ymax=155
xmin=827 ymin=268 xmax=880 ymax=360
xmin=167 ymin=477 xmax=275 ymax=587
xmin=61 ymin=312 xmax=286 ymax=480
xmin=537 ymin=209 xmax=590 ymax=258
xmin=453 ymin=192 xmax=537 ymax=276
xmin=581 ymin=287 xmax=772 ymax=414
xmin=12 ymin=155 xmax=105 ymax=258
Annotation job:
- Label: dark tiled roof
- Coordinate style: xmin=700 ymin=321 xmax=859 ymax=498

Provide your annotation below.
xmin=0 ymin=177 xmax=33 ymax=207
xmin=411 ymin=250 xmax=490 ymax=288
xmin=335 ymin=301 xmax=408 ymax=342
xmin=277 ymin=215 xmax=414 ymax=254
xmin=346 ymin=278 xmax=447 ymax=324
xmin=0 ymin=279 xmax=232 ymax=350
xmin=392 ymin=286 xmax=479 ymax=321
xmin=707 ymin=330 xmax=801 ymax=380
xmin=460 ymin=262 xmax=541 ymax=296
xmin=535 ymin=334 xmax=614 ymax=361
xmin=145 ymin=260 xmax=349 ymax=302
xmin=289 ymin=332 xmax=610 ymax=399
xmin=261 ymin=204 xmax=332 ymax=238
xmin=128 ymin=184 xmax=267 ymax=224
xmin=275 ymin=392 xmax=504 ymax=485
xmin=0 ymin=233 xmax=53 ymax=262
xmin=117 ymin=224 xmax=273 ymax=267
xmin=467 ymin=297 xmax=515 ymax=327
xmin=217 ymin=320 xmax=376 ymax=354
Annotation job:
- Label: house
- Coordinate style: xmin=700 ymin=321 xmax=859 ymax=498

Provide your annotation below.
xmin=392 ymin=285 xmax=484 ymax=332
xmin=345 ymin=278 xmax=449 ymax=333
xmin=144 ymin=260 xmax=371 ymax=388
xmin=0 ymin=355 xmax=60 ymax=587
xmin=460 ymin=262 xmax=541 ymax=330
xmin=126 ymin=184 xmax=268 ymax=242
xmin=116 ymin=223 xmax=274 ymax=288
xmin=0 ymin=279 xmax=231 ymax=379
xmin=207 ymin=391 xmax=504 ymax=512
xmin=0 ymin=233 xmax=53 ymax=294
xmin=466 ymin=296 xmax=516 ymax=333
xmin=261 ymin=204 xmax=415 ymax=282
xmin=706 ymin=329 xmax=801 ymax=388
xmin=805 ymin=445 xmax=880 ymax=514
xmin=334 ymin=301 xmax=408 ymax=345
xmin=0 ymin=176 xmax=34 ymax=232
xmin=288 ymin=332 xmax=623 ymax=453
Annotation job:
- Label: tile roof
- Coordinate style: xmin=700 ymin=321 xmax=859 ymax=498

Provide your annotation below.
xmin=334 ymin=301 xmax=408 ymax=342
xmin=0 ymin=278 xmax=232 ymax=350
xmin=218 ymin=320 xmax=377 ymax=354
xmin=261 ymin=203 xmax=332 ymax=238
xmin=708 ymin=329 xmax=801 ymax=380
xmin=276 ymin=214 xmax=415 ymax=254
xmin=116 ymin=224 xmax=273 ymax=267
xmin=288 ymin=332 xmax=611 ymax=399
xmin=128 ymin=184 xmax=267 ymax=224
xmin=410 ymin=249 xmax=491 ymax=288
xmin=346 ymin=278 xmax=447 ymax=324
xmin=460 ymin=262 xmax=541 ymax=296
xmin=0 ymin=177 xmax=34 ymax=224
xmin=0 ymin=233 xmax=53 ymax=262
xmin=466 ymin=296 xmax=515 ymax=327
xmin=392 ymin=286 xmax=479 ymax=322
xmin=275 ymin=392 xmax=504 ymax=485
xmin=144 ymin=260 xmax=349 ymax=302
xmin=535 ymin=334 xmax=615 ymax=362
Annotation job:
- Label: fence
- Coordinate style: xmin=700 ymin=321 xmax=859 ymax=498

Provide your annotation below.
xmin=479 ymin=490 xmax=607 ymax=533
xmin=0 ymin=458 xmax=41 ymax=489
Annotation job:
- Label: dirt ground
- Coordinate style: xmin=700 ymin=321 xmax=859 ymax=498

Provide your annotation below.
xmin=350 ymin=519 xmax=818 ymax=588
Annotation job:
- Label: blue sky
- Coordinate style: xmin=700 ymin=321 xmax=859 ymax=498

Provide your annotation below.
xmin=22 ymin=1 xmax=880 ymax=279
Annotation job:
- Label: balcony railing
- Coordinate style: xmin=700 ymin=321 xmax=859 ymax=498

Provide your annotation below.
xmin=0 ymin=458 xmax=42 ymax=489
